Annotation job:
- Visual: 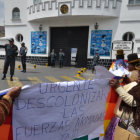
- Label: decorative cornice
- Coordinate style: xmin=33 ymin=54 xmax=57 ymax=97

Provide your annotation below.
xmin=27 ymin=0 xmax=122 ymax=15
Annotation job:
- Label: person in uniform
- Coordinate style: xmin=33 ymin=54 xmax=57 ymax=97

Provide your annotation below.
xmin=59 ymin=49 xmax=65 ymax=68
xmin=50 ymin=49 xmax=56 ymax=67
xmin=0 ymin=38 xmax=18 ymax=81
xmin=92 ymin=52 xmax=100 ymax=73
xmin=19 ymin=42 xmax=27 ymax=72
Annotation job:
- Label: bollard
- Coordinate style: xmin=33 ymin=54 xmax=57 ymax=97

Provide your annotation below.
xmin=46 ymin=63 xmax=48 ymax=67
xmin=84 ymin=68 xmax=86 ymax=72
xmin=18 ymin=65 xmax=21 ymax=70
xmin=77 ymin=71 xmax=81 ymax=77
xmin=34 ymin=64 xmax=36 ymax=69
xmin=81 ymin=68 xmax=84 ymax=73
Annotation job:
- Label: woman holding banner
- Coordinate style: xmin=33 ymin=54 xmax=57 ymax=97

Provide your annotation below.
xmin=104 ymin=62 xmax=140 ymax=139
xmin=0 ymin=87 xmax=21 ymax=125
xmin=127 ymin=53 xmax=139 ymax=82
xmin=109 ymin=49 xmax=127 ymax=72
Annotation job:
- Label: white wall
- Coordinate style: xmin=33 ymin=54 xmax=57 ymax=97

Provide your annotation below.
xmin=5 ymin=25 xmax=29 ymax=52
xmin=4 ymin=0 xmax=27 ymax=25
xmin=113 ymin=21 xmax=140 ymax=59
xmin=120 ymin=0 xmax=140 ymax=21
xmin=0 ymin=39 xmax=8 ymax=55
xmin=113 ymin=0 xmax=140 ymax=59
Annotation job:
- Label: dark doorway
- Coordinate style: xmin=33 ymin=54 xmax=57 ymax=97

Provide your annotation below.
xmin=50 ymin=26 xmax=89 ymax=67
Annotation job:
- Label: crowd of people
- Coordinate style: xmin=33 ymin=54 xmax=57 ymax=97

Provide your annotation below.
xmin=0 ymin=38 xmax=140 ymax=139
xmin=104 ymin=49 xmax=140 ymax=139
xmin=50 ymin=49 xmax=65 ymax=68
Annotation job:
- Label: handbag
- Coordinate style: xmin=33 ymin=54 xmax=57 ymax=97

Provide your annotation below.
xmin=117 ymin=108 xmax=131 ymax=130
xmin=114 ymin=126 xmax=140 ymax=140
xmin=118 ymin=100 xmax=134 ymax=130
xmin=114 ymin=100 xmax=140 ymax=140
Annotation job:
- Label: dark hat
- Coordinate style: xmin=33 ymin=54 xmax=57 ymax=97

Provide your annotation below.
xmin=127 ymin=53 xmax=140 ymax=64
xmin=135 ymin=62 xmax=140 ymax=70
xmin=116 ymin=49 xmax=125 ymax=56
xmin=21 ymin=42 xmax=25 ymax=45
xmin=8 ymin=38 xmax=14 ymax=42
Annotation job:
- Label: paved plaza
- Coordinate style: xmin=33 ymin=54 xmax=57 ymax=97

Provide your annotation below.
xmin=0 ymin=59 xmax=94 ymax=90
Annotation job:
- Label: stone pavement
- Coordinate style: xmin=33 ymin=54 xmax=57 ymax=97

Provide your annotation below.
xmin=0 ymin=59 xmax=35 ymax=70
xmin=82 ymin=69 xmax=95 ymax=80
xmin=0 ymin=59 xmax=94 ymax=90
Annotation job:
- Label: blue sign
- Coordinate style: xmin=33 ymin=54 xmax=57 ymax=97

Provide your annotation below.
xmin=90 ymin=30 xmax=112 ymax=56
xmin=31 ymin=31 xmax=47 ymax=54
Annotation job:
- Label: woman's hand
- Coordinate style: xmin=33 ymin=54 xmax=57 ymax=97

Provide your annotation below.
xmin=109 ymin=79 xmax=120 ymax=89
xmin=7 ymin=87 xmax=21 ymax=100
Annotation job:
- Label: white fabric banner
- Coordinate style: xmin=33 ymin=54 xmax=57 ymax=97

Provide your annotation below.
xmin=13 ymin=79 xmax=110 ymax=140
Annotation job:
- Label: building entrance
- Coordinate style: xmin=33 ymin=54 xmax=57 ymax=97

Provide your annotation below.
xmin=50 ymin=26 xmax=89 ymax=67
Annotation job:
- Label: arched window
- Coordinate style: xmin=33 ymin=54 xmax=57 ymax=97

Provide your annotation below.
xmin=16 ymin=34 xmax=23 ymax=42
xmin=12 ymin=7 xmax=20 ymax=19
xmin=136 ymin=0 xmax=140 ymax=4
xmin=33 ymin=0 xmax=41 ymax=4
xmin=129 ymin=0 xmax=134 ymax=4
xmin=122 ymin=32 xmax=134 ymax=41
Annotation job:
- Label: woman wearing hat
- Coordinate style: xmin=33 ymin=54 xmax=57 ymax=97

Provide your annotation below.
xmin=127 ymin=53 xmax=140 ymax=82
xmin=105 ymin=62 xmax=140 ymax=139
xmin=109 ymin=49 xmax=127 ymax=72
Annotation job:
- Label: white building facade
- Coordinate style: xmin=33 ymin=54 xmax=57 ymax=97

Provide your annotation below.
xmin=1 ymin=0 xmax=140 ymax=67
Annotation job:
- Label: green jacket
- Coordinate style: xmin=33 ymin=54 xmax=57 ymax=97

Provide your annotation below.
xmin=0 ymin=44 xmax=18 ymax=58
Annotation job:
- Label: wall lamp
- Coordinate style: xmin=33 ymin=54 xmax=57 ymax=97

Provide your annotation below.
xmin=39 ymin=24 xmax=43 ymax=31
xmin=94 ymin=22 xmax=99 ymax=30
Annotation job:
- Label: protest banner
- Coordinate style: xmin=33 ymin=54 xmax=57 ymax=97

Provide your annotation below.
xmin=12 ymin=79 xmax=110 ymax=140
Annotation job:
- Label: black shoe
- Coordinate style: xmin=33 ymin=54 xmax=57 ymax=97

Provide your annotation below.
xmin=21 ymin=70 xmax=24 ymax=72
xmin=23 ymin=70 xmax=26 ymax=73
xmin=10 ymin=77 xmax=13 ymax=81
xmin=1 ymin=77 xmax=6 ymax=80
xmin=1 ymin=75 xmax=6 ymax=80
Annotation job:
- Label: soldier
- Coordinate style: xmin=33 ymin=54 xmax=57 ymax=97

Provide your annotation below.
xmin=50 ymin=49 xmax=56 ymax=67
xmin=92 ymin=52 xmax=100 ymax=73
xmin=59 ymin=49 xmax=65 ymax=68
xmin=19 ymin=42 xmax=27 ymax=72
xmin=0 ymin=38 xmax=18 ymax=81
